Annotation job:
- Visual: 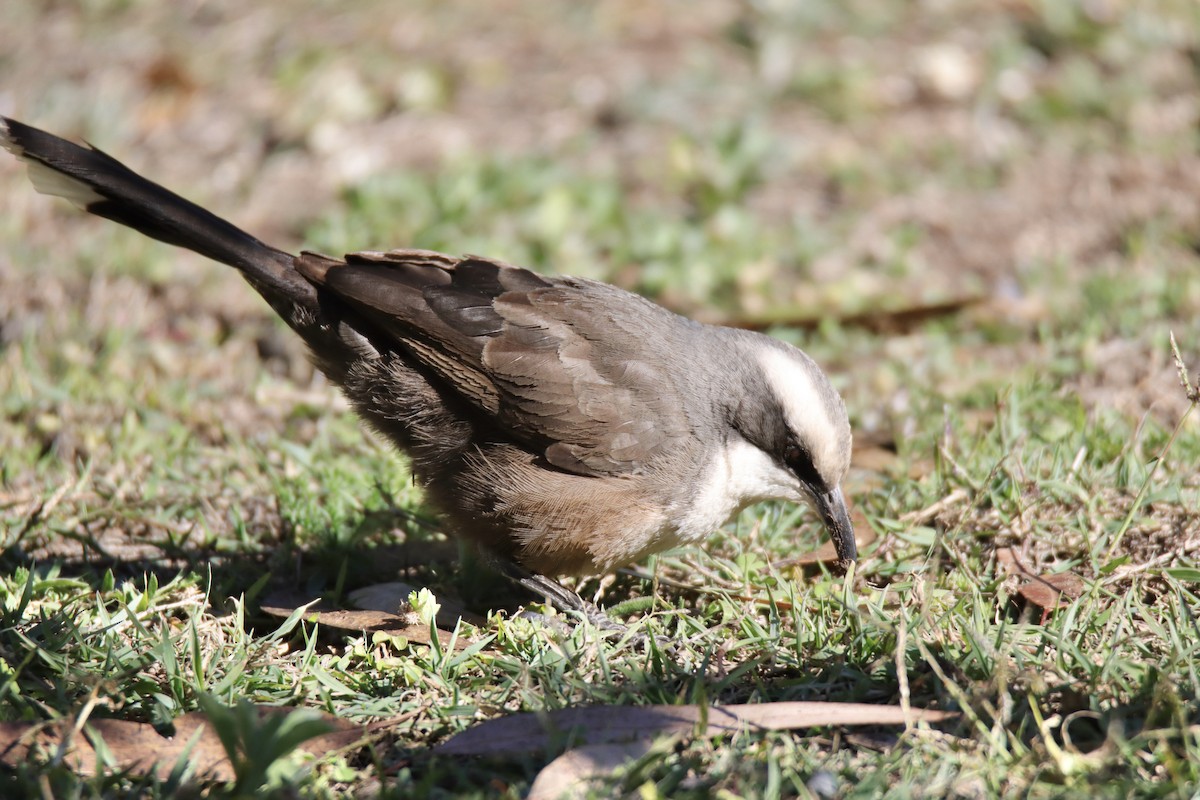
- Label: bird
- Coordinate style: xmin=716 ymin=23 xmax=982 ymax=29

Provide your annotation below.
xmin=1 ymin=116 xmax=857 ymax=617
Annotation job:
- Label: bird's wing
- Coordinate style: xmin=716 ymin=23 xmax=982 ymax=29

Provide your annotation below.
xmin=295 ymin=249 xmax=694 ymax=476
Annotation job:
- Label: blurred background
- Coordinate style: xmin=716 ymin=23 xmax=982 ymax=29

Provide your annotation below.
xmin=1 ymin=0 xmax=1197 ymax=542
xmin=3 ymin=0 xmax=1198 ymax=413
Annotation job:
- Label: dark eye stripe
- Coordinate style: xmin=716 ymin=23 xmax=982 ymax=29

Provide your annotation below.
xmin=784 ymin=440 xmax=824 ymax=490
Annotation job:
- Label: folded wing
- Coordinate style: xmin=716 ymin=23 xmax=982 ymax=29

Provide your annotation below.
xmin=296 ymin=250 xmax=693 ymax=476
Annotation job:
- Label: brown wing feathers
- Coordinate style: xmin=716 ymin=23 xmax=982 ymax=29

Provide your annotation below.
xmin=298 ymin=251 xmax=686 ymax=476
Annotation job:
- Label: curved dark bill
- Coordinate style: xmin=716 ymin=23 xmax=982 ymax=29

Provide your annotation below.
xmin=814 ymin=485 xmax=857 ymax=563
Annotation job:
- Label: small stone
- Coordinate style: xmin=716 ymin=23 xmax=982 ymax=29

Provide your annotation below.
xmin=916 ymin=43 xmax=980 ymax=102
xmin=807 ymin=770 xmax=838 ymax=799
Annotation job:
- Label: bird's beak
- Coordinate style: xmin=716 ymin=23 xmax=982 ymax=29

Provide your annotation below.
xmin=811 ymin=485 xmax=856 ymax=565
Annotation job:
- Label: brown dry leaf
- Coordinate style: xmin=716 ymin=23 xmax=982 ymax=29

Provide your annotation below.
xmin=435 ymin=701 xmax=956 ymax=756
xmin=996 ymin=546 xmax=1087 ymax=620
xmin=260 ymin=590 xmax=472 ymax=650
xmin=852 ymin=444 xmax=902 ymax=474
xmin=853 ymin=447 xmax=935 ymax=483
xmin=995 ymin=546 xmax=1023 ymax=576
xmin=348 ymin=581 xmax=487 ymax=628
xmin=527 ymin=742 xmax=655 ymax=800
xmin=0 ymin=709 xmax=362 ymax=782
xmin=1016 ymin=572 xmax=1086 ymax=614
xmin=849 ymin=435 xmax=934 ymax=492
xmin=995 ymin=546 xmax=1046 ymax=582
xmin=718 ymin=295 xmax=984 ymax=335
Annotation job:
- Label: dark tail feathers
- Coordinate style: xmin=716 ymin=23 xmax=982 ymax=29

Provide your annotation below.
xmin=1 ymin=117 xmax=315 ymax=312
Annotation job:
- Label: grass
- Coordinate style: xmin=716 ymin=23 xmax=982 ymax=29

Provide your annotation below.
xmin=2 ymin=0 xmax=1200 ymax=797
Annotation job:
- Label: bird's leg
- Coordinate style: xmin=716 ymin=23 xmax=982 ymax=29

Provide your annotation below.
xmin=490 ymin=558 xmax=624 ymax=632
xmin=515 ymin=568 xmax=678 ymax=655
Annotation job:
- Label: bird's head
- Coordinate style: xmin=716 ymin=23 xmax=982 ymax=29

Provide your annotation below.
xmin=726 ymin=336 xmax=856 ymax=564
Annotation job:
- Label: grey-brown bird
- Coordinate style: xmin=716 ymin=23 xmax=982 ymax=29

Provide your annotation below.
xmin=1 ymin=117 xmax=856 ymax=615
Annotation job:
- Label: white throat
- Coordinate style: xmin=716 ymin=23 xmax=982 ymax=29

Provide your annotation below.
xmin=672 ymin=437 xmax=804 ymax=544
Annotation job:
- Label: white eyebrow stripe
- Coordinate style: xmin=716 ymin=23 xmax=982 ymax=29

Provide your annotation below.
xmin=756 ymin=345 xmax=841 ymax=470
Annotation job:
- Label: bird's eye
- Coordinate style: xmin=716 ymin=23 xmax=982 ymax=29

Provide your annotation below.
xmin=784 ymin=440 xmax=824 ymax=490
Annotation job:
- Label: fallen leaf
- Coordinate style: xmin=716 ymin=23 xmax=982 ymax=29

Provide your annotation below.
xmin=714 ymin=295 xmax=984 ymax=335
xmin=260 ymin=590 xmax=472 ymax=650
xmin=435 ymin=701 xmax=956 ymax=757
xmin=1016 ymin=572 xmax=1085 ymax=612
xmin=994 ymin=546 xmax=1022 ymax=575
xmin=996 ymin=548 xmax=1087 ymax=621
xmin=852 ymin=437 xmax=935 ymax=482
xmin=0 ymin=708 xmax=362 ymax=782
xmin=996 ymin=548 xmax=1086 ymax=612
xmin=527 ymin=742 xmax=655 ymax=800
xmin=852 ymin=444 xmax=902 ymax=474
xmin=348 ymin=581 xmax=487 ymax=628
xmin=142 ymin=54 xmax=197 ymax=94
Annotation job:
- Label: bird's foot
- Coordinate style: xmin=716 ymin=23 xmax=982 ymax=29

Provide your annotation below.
xmin=493 ymin=559 xmax=675 ymax=650
xmin=513 ymin=572 xmax=626 ymax=633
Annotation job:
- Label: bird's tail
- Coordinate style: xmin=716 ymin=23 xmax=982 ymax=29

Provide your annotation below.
xmin=1 ymin=117 xmax=316 ymax=314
